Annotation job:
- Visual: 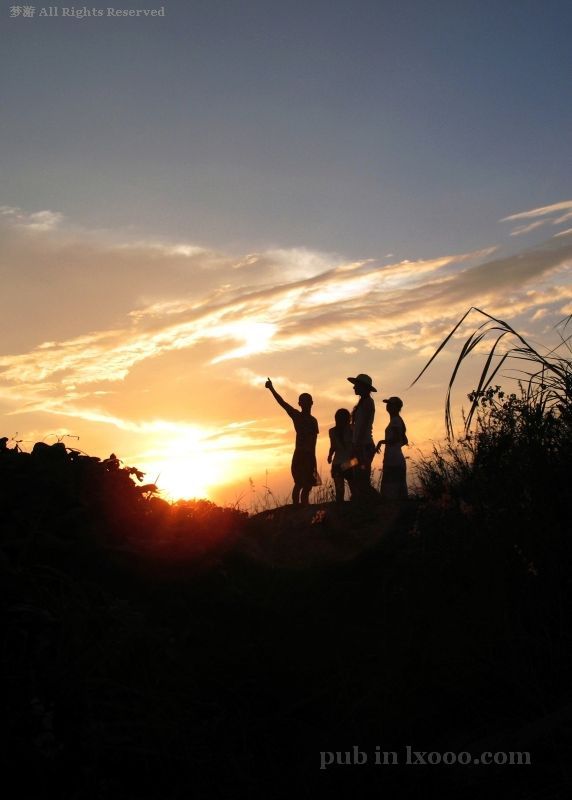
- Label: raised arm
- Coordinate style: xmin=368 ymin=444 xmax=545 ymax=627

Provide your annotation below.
xmin=265 ymin=378 xmax=296 ymax=415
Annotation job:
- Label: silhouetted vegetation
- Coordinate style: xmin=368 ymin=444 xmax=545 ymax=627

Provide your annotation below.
xmin=0 ymin=439 xmax=248 ymax=564
xmin=412 ymin=306 xmax=572 ymax=438
xmin=2 ymin=313 xmax=572 ymax=798
xmin=414 ymin=308 xmax=571 ymax=577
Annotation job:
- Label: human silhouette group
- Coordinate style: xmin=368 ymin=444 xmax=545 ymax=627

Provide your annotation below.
xmin=265 ymin=374 xmax=408 ymax=506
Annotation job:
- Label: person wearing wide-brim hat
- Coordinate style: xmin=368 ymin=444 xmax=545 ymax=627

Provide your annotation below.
xmin=376 ymin=396 xmax=408 ymax=500
xmin=347 ymin=373 xmax=378 ymax=500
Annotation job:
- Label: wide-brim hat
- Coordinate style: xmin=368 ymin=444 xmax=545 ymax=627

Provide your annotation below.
xmin=383 ymin=396 xmax=403 ymax=408
xmin=348 ymin=373 xmax=377 ymax=392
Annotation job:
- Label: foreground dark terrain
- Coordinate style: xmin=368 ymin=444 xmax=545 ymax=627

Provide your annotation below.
xmin=1 ymin=405 xmax=571 ymax=799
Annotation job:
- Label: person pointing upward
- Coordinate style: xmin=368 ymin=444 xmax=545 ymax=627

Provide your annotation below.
xmin=265 ymin=378 xmax=319 ymax=506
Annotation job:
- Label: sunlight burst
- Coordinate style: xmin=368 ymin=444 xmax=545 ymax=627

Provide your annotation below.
xmin=138 ymin=427 xmax=228 ymax=501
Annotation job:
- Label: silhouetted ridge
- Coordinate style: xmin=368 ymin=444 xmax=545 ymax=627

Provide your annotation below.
xmin=1 ymin=363 xmax=572 ymax=800
xmin=0 ymin=439 xmax=247 ymax=561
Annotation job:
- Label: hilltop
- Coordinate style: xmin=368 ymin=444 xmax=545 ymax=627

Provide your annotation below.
xmin=240 ymin=499 xmax=414 ymax=567
xmin=1 ymin=433 xmax=571 ymax=798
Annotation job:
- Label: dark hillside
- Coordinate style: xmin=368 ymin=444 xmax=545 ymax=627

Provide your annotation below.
xmin=1 ymin=437 xmax=571 ymax=798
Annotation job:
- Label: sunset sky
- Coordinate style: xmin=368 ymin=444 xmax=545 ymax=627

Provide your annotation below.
xmin=2 ymin=1 xmax=571 ymax=503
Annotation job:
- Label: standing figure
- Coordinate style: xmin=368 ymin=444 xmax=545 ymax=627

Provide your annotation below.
xmin=377 ymin=396 xmax=408 ymax=500
xmin=347 ymin=373 xmax=378 ymax=500
xmin=265 ymin=378 xmax=319 ymax=506
xmin=327 ymin=408 xmax=353 ymax=503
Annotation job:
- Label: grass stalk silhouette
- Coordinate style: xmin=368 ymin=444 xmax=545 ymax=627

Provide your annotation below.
xmin=411 ymin=306 xmax=572 ymax=438
xmin=2 ymin=321 xmax=572 ymax=798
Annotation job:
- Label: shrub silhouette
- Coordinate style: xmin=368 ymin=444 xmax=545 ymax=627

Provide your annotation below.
xmin=2 ymin=316 xmax=572 ymax=799
xmin=413 ymin=308 xmax=571 ymax=513
xmin=413 ymin=309 xmax=572 ymax=605
xmin=0 ymin=440 xmax=247 ymax=562
xmin=412 ymin=306 xmax=572 ymax=438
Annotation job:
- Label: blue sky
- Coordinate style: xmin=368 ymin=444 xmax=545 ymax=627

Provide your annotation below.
xmin=3 ymin=0 xmax=571 ymax=257
xmin=2 ymin=0 xmax=572 ymax=501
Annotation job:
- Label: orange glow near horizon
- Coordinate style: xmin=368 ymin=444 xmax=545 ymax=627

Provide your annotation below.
xmin=126 ymin=409 xmax=445 ymax=505
xmin=135 ymin=427 xmax=235 ymax=502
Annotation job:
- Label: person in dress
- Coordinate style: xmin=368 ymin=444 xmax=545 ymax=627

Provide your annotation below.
xmin=377 ymin=396 xmax=408 ymax=500
xmin=327 ymin=408 xmax=353 ymax=503
xmin=265 ymin=378 xmax=319 ymax=506
xmin=347 ymin=373 xmax=378 ymax=501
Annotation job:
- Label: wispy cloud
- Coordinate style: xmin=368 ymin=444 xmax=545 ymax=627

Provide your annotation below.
xmin=501 ymin=200 xmax=572 ymax=237
xmin=509 ymin=220 xmax=546 ymax=237
xmin=1 ymin=205 xmax=571 ymax=433
xmin=0 ymin=205 xmax=64 ymax=231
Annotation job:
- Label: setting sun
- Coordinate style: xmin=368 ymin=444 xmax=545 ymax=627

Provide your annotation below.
xmin=3 ymin=3 xmax=571 ymax=794
xmin=137 ymin=427 xmax=229 ymax=501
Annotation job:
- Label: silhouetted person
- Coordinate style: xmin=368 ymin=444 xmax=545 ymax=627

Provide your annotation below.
xmin=377 ymin=396 xmax=408 ymax=500
xmin=348 ymin=373 xmax=378 ymax=501
xmin=327 ymin=408 xmax=353 ymax=503
xmin=265 ymin=378 xmax=319 ymax=506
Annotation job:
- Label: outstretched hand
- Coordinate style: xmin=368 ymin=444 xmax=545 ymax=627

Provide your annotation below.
xmin=375 ymin=440 xmax=384 ymax=454
xmin=265 ymin=377 xmax=273 ymax=390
